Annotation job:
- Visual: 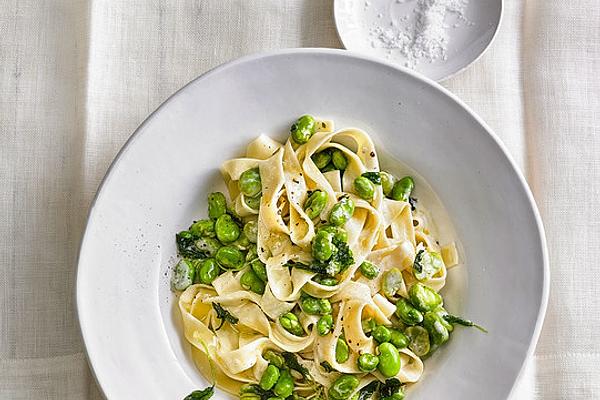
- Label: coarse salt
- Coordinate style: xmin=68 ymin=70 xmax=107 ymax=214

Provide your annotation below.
xmin=369 ymin=0 xmax=470 ymax=66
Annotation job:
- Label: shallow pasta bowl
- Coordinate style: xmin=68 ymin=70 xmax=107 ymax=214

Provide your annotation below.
xmin=76 ymin=49 xmax=548 ymax=399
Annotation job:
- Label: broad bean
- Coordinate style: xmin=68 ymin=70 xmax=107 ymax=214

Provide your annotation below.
xmin=312 ymin=230 xmax=335 ymax=261
xmin=304 ymin=190 xmax=328 ymax=219
xmin=395 ymin=298 xmax=423 ymax=326
xmin=391 ymin=177 xmax=414 ymax=202
xmin=215 ymin=246 xmax=244 ymax=269
xmin=317 ymin=315 xmax=333 ymax=336
xmin=408 ymin=283 xmax=443 ymax=312
xmin=377 ymin=342 xmax=401 ymax=377
xmin=208 ymin=192 xmax=227 ymax=219
xmin=359 ymin=260 xmax=379 ymax=279
xmin=353 ymin=176 xmax=375 ymax=200
xmin=239 ymin=168 xmax=262 ymax=197
xmin=279 ymin=312 xmax=304 ymax=336
xmin=215 ymin=214 xmax=241 ymax=243
xmin=290 ymin=115 xmax=317 ymax=144
xmin=329 ymin=197 xmax=355 ymax=226
xmin=259 ymin=364 xmax=280 ymax=391
xmin=328 ymin=375 xmax=359 ymax=400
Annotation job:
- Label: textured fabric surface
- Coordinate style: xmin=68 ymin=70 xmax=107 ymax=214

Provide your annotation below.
xmin=0 ymin=0 xmax=598 ymax=398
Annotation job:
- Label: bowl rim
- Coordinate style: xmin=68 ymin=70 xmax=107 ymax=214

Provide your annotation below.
xmin=332 ymin=0 xmax=505 ymax=82
xmin=75 ymin=47 xmax=548 ymax=399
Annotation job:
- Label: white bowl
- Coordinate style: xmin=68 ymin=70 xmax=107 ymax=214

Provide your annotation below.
xmin=76 ymin=49 xmax=548 ymax=400
xmin=334 ymin=0 xmax=503 ymax=81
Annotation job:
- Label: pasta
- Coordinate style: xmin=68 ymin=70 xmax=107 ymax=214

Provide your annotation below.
xmin=172 ymin=116 xmax=483 ymax=400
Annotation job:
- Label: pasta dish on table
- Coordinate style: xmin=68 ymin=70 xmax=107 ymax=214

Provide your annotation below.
xmin=170 ymin=115 xmax=485 ymax=400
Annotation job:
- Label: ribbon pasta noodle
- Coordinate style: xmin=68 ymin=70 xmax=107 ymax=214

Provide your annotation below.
xmin=171 ymin=116 xmax=481 ymax=400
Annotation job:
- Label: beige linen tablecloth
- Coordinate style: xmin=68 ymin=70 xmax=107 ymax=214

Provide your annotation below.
xmin=1 ymin=1 xmax=598 ymax=398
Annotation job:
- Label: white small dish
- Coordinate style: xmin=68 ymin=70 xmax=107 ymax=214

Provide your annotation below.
xmin=334 ymin=0 xmax=503 ymax=81
xmin=76 ymin=49 xmax=547 ymax=400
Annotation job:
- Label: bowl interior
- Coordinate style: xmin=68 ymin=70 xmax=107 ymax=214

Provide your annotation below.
xmin=77 ymin=49 xmax=546 ymax=400
xmin=334 ymin=0 xmax=503 ymax=81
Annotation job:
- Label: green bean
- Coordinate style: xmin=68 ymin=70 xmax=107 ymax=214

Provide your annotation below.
xmin=353 ymin=176 xmax=375 ymax=201
xmin=329 ymin=197 xmax=355 ymax=226
xmin=412 ymin=249 xmax=444 ymax=281
xmin=208 ymin=192 xmax=228 ymax=219
xmin=359 ymin=260 xmax=379 ymax=279
xmin=328 ymin=375 xmax=359 ymax=400
xmin=215 ymin=214 xmax=241 ymax=243
xmin=317 ymin=315 xmax=333 ymax=336
xmin=331 ymin=149 xmax=348 ymax=171
xmin=423 ymin=312 xmax=450 ymax=346
xmin=259 ymin=364 xmax=281 ymax=391
xmin=267 ymin=397 xmax=284 ymax=400
xmin=304 ymin=190 xmax=328 ymax=219
xmin=361 ymin=318 xmax=377 ymax=335
xmin=408 ymin=283 xmax=443 ymax=312
xmin=263 ymin=350 xmax=285 ymax=368
xmin=395 ymin=298 xmax=423 ymax=326
xmin=357 ymin=353 xmax=379 ymax=372
xmin=391 ymin=176 xmax=414 ymax=202
xmin=335 ymin=338 xmax=350 ymax=363
xmin=171 ymin=259 xmax=196 ymax=291
xmin=215 ymin=246 xmax=244 ymax=269
xmin=290 ymin=115 xmax=317 ymax=144
xmin=377 ymin=342 xmax=401 ymax=377
xmin=389 ymin=329 xmax=409 ymax=349
xmin=279 ymin=312 xmax=304 ymax=336
xmin=197 ymin=258 xmax=220 ymax=284
xmin=312 ymin=230 xmax=335 ymax=261
xmin=317 ymin=225 xmax=348 ymax=243
xmin=189 ymin=219 xmax=215 ymax=238
xmin=372 ymin=325 xmax=392 ymax=343
xmin=382 ymin=268 xmax=404 ymax=299
xmin=404 ymin=326 xmax=430 ymax=356
xmin=273 ymin=369 xmax=294 ymax=398
xmin=240 ymin=268 xmax=265 ymax=294
xmin=195 ymin=237 xmax=221 ymax=256
xmin=313 ymin=275 xmax=338 ymax=286
xmin=312 ymin=150 xmax=332 ymax=169
xmin=245 ymin=194 xmax=261 ymax=210
xmin=243 ymin=220 xmax=258 ymax=243
xmin=250 ymin=259 xmax=268 ymax=282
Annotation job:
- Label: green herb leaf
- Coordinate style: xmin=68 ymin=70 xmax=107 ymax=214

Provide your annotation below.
xmin=176 ymin=231 xmax=206 ymax=259
xmin=184 ymin=386 xmax=214 ymax=400
xmin=239 ymin=383 xmax=272 ymax=400
xmin=361 ymin=172 xmax=382 ymax=185
xmin=320 ymin=361 xmax=334 ymax=373
xmin=408 ymin=196 xmax=418 ymax=211
xmin=212 ymin=303 xmax=239 ymax=330
xmin=413 ymin=249 xmax=425 ymax=274
xmin=357 ymin=381 xmax=380 ymax=400
xmin=380 ymin=378 xmax=402 ymax=398
xmin=282 ymin=352 xmax=311 ymax=380
xmin=443 ymin=314 xmax=488 ymax=333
